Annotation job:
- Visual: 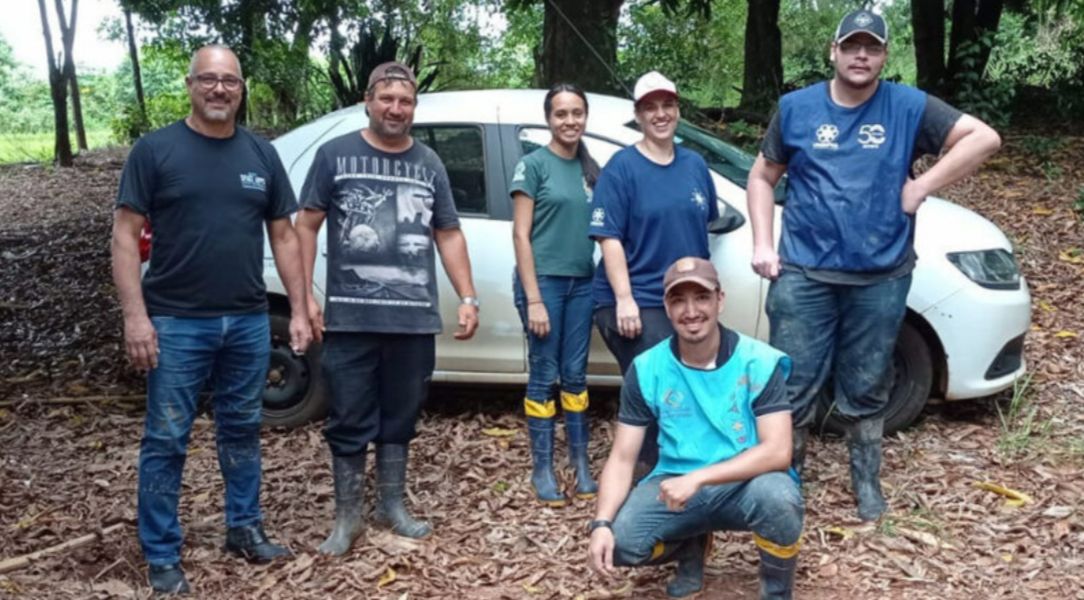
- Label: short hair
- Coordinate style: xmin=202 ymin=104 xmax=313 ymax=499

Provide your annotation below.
xmin=188 ymin=44 xmax=243 ymax=78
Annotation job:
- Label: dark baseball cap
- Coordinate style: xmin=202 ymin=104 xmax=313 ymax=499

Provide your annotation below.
xmin=367 ymin=61 xmax=417 ymax=92
xmin=835 ymin=9 xmax=888 ymax=45
xmin=663 ymin=257 xmax=720 ymax=296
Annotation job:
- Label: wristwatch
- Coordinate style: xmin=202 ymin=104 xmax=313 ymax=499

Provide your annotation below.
xmin=588 ymin=519 xmax=613 ymax=533
xmin=460 ymin=296 xmax=481 ymax=309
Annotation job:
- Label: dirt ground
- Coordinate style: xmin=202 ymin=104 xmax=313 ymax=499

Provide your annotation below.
xmin=0 ymin=137 xmax=1082 ymax=599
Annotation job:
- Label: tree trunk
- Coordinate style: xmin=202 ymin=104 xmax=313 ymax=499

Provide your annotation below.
xmin=37 ymin=0 xmax=72 ymax=166
xmin=738 ymin=0 xmax=782 ymax=115
xmin=124 ymin=6 xmax=146 ymax=121
xmin=911 ymin=0 xmax=946 ymax=94
xmin=54 ymin=0 xmax=85 ymax=151
xmin=947 ymin=0 xmax=1005 ymax=92
xmin=536 ymin=0 xmax=625 ymax=95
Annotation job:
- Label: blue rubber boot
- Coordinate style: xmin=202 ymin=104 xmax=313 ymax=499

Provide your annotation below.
xmin=561 ymin=391 xmax=598 ymax=499
xmin=526 ymin=403 xmax=566 ymax=506
xmin=645 ymin=534 xmax=713 ymax=598
xmin=758 ymin=548 xmax=797 ymax=600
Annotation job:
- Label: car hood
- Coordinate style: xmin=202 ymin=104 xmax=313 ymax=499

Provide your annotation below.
xmin=915 ymin=196 xmax=1013 ymax=254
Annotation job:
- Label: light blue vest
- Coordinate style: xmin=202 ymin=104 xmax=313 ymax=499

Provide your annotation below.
xmin=777 ymin=81 xmax=927 ymax=272
xmin=634 ymin=334 xmax=792 ymax=479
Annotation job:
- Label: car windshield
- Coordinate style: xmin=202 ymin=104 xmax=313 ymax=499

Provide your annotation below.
xmin=626 ymin=119 xmax=785 ymax=203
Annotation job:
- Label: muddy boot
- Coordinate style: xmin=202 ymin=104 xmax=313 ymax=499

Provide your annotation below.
xmin=846 ymin=417 xmax=887 ymax=522
xmin=148 ymin=563 xmax=190 ymax=595
xmin=374 ymin=443 xmax=432 ymax=538
xmin=527 ymin=412 xmax=567 ymax=507
xmin=791 ymin=427 xmax=808 ymax=480
xmin=561 ymin=391 xmax=598 ymax=499
xmin=757 ymin=547 xmax=797 ymax=600
xmin=318 ymin=453 xmax=366 ymax=556
xmin=646 ymin=534 xmax=712 ymax=598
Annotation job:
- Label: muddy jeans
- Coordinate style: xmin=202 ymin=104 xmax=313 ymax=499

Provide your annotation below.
xmin=611 ymin=472 xmax=804 ymax=566
xmin=765 ymin=271 xmax=912 ymax=428
xmin=138 ymin=313 xmax=271 ymax=566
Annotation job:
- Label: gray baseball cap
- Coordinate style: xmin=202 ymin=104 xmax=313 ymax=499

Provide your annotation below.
xmin=835 ymin=9 xmax=888 ymax=44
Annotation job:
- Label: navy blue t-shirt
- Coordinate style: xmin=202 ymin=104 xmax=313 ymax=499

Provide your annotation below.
xmin=115 ymin=120 xmax=297 ymax=317
xmin=588 ymin=145 xmax=718 ymax=308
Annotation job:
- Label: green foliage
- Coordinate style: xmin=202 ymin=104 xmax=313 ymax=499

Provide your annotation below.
xmin=952 ymin=33 xmax=1017 ymax=129
xmin=1018 ymin=134 xmax=1066 ymax=180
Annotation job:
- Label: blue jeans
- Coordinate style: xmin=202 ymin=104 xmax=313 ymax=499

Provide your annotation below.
xmin=611 ymin=472 xmax=803 ymax=565
xmin=138 ymin=313 xmax=271 ymax=566
xmin=766 ymin=271 xmax=912 ymax=428
xmin=513 ymin=273 xmax=593 ymax=401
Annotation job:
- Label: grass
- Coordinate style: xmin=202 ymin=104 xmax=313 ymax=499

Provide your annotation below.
xmin=0 ymin=130 xmax=115 ymax=164
xmin=995 ymin=374 xmax=1051 ymax=457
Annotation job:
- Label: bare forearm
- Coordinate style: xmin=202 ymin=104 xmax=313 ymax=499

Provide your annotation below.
xmin=599 ymin=238 xmax=632 ymax=300
xmin=747 ymin=179 xmax=777 ymax=249
xmin=270 ymin=226 xmax=307 ymax=315
xmin=111 ymin=229 xmax=147 ymax=319
xmin=915 ymin=128 xmax=1001 ymax=194
xmin=513 ymin=232 xmax=542 ymax=302
xmin=691 ymin=441 xmax=791 ymax=488
xmin=435 ymin=228 xmax=476 ymax=298
xmin=594 ymin=456 xmax=636 ymax=521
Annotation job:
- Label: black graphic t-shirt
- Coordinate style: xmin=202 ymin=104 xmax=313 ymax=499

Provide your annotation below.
xmin=115 ymin=120 xmax=297 ymax=317
xmin=299 ymin=132 xmax=459 ymax=334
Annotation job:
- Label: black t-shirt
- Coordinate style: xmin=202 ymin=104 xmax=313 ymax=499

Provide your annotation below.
xmin=298 ymin=132 xmax=459 ymax=334
xmin=115 ymin=120 xmax=297 ymax=317
xmin=760 ymin=92 xmax=963 ymax=285
xmin=618 ymin=327 xmax=791 ymax=426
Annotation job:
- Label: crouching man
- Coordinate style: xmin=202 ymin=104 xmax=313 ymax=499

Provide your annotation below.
xmin=587 ymin=257 xmax=803 ymax=599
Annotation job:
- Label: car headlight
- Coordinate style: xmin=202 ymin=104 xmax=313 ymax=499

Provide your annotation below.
xmin=946 ymin=249 xmax=1021 ymax=290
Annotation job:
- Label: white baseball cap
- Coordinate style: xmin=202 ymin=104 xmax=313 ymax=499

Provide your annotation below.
xmin=633 ymin=71 xmax=678 ymax=104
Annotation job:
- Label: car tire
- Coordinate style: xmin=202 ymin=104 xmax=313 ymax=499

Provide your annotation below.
xmin=816 ymin=320 xmax=933 ymax=436
xmin=263 ymin=311 xmax=328 ymax=428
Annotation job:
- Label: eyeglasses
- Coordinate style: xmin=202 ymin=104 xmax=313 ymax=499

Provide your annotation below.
xmin=192 ymin=74 xmax=244 ymax=91
xmin=838 ymin=41 xmax=886 ymax=56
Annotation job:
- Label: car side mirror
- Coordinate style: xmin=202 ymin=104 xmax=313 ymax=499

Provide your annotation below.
xmin=708 ymin=202 xmax=746 ymax=235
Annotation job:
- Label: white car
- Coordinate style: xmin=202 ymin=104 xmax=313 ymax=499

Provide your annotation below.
xmin=259 ymin=89 xmax=1030 ymax=434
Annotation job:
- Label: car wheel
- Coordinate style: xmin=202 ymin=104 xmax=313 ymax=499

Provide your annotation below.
xmin=263 ymin=311 xmax=328 ymax=428
xmin=816 ymin=320 xmax=933 ymax=436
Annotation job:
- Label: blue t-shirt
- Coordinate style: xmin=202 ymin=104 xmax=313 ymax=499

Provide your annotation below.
xmin=115 ymin=120 xmax=297 ymax=317
xmin=771 ymin=81 xmax=928 ymax=272
xmin=588 ymin=145 xmax=718 ymax=308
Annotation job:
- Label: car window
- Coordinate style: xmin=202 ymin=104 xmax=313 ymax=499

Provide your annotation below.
xmin=625 ymin=119 xmax=786 ymax=203
xmin=412 ymin=125 xmax=488 ymax=215
xmin=518 ymin=127 xmax=622 ymax=166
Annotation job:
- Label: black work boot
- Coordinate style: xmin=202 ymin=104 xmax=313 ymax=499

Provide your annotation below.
xmin=374 ymin=443 xmax=432 ymax=539
xmin=319 ymin=453 xmax=367 ymax=556
xmin=791 ymin=427 xmax=809 ymax=480
xmin=665 ymin=533 xmax=712 ymax=598
xmin=224 ymin=523 xmax=291 ymax=563
xmin=846 ymin=417 xmax=887 ymax=522
xmin=148 ymin=563 xmax=190 ymax=595
xmin=758 ymin=548 xmax=797 ymax=600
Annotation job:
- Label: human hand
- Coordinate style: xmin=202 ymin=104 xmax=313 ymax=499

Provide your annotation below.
xmin=588 ymin=527 xmax=616 ymax=575
xmin=615 ymin=296 xmax=641 ymax=339
xmin=658 ymin=473 xmax=702 ymax=512
xmin=124 ymin=314 xmax=159 ymax=371
xmin=290 ymin=311 xmax=313 ymax=354
xmin=526 ymin=301 xmax=550 ymax=338
xmin=751 ymin=245 xmax=781 ymax=280
xmin=901 ymin=177 xmax=929 ymax=215
xmin=306 ymin=295 xmax=325 ymax=343
xmin=455 ymin=303 xmax=479 ymax=340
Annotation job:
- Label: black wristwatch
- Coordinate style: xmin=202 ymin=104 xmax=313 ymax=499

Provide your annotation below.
xmin=588 ymin=519 xmax=613 ymax=533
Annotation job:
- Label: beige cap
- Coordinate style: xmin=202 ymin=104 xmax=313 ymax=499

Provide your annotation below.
xmin=663 ymin=257 xmax=720 ymax=296
xmin=633 ymin=71 xmax=678 ymax=104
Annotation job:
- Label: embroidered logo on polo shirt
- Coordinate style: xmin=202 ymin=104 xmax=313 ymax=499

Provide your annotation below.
xmin=858 ymin=124 xmax=887 ymax=149
xmin=590 ymin=207 xmax=605 ymax=227
xmin=240 ymin=172 xmax=267 ymax=192
xmin=691 ymin=189 xmax=707 ymax=211
xmin=813 ymin=124 xmax=839 ymax=150
xmin=512 ymin=161 xmax=527 ymax=183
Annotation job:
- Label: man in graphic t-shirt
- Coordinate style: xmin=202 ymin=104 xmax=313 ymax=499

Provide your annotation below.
xmin=746 ymin=9 xmax=1001 ymax=521
xmin=295 ymin=62 xmax=480 ymax=555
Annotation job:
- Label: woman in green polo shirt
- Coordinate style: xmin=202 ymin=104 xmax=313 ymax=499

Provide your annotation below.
xmin=511 ymin=84 xmax=600 ymax=506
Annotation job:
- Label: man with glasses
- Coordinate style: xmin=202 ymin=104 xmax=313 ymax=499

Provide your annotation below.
xmin=112 ymin=45 xmax=311 ymax=594
xmin=746 ymin=10 xmax=1001 ymax=521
